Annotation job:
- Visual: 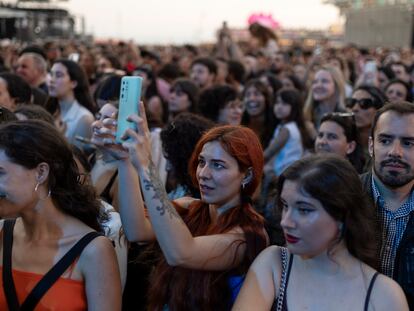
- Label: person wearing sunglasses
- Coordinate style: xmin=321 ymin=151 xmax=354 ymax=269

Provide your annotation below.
xmin=347 ymin=85 xmax=386 ymax=171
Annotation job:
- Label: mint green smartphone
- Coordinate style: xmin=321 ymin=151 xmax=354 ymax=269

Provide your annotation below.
xmin=116 ymin=76 xmax=142 ymax=142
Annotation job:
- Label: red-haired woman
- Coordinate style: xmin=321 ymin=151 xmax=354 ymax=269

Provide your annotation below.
xmin=101 ymin=102 xmax=267 ymax=310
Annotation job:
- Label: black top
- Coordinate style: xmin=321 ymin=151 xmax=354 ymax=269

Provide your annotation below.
xmin=274 ymin=253 xmax=380 ymax=311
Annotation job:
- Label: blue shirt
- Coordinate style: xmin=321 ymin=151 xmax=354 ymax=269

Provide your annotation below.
xmin=372 ymin=176 xmax=414 ymax=277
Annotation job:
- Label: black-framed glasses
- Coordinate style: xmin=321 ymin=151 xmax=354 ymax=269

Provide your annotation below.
xmin=346 ymin=98 xmax=378 ymax=110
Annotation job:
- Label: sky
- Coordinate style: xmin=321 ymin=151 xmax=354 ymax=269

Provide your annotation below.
xmin=58 ymin=0 xmax=341 ymax=44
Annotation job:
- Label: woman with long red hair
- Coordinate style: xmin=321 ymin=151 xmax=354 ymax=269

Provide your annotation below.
xmin=99 ymin=102 xmax=267 ymax=310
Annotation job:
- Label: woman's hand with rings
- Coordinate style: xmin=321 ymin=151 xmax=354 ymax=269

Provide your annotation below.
xmin=91 ymin=112 xmax=129 ymax=160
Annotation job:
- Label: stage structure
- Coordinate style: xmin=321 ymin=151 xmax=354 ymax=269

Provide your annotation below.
xmin=0 ymin=0 xmax=84 ymax=41
xmin=326 ymin=0 xmax=414 ymax=48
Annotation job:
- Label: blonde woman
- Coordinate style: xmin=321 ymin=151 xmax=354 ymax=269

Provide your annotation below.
xmin=304 ymin=65 xmax=346 ymax=129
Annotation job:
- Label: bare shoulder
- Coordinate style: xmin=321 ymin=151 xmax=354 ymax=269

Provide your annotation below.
xmin=81 ymin=234 xmax=115 ymax=257
xmin=247 ymin=246 xmax=285 ymax=297
xmin=173 ymin=196 xmax=198 ymax=209
xmin=370 ymin=273 xmax=409 ymax=311
xmin=251 ymin=245 xmax=283 ymax=274
xmin=78 ymin=234 xmax=116 ymax=269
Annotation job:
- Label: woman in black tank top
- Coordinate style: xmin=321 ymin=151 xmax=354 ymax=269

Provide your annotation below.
xmin=233 ymin=155 xmax=408 ymax=311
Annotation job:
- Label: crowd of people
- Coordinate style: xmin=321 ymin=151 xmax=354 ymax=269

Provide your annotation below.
xmin=0 ymin=20 xmax=413 ymax=310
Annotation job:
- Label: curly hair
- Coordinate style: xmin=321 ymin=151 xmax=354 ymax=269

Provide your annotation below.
xmin=160 ymin=113 xmax=214 ymax=197
xmin=0 ymin=120 xmax=103 ymax=232
xmin=198 ymin=85 xmax=238 ymax=122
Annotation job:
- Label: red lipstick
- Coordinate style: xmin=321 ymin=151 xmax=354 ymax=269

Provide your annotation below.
xmin=285 ymin=234 xmax=300 ymax=244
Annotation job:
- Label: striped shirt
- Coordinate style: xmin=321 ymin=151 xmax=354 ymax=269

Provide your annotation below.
xmin=372 ymin=176 xmax=414 ymax=277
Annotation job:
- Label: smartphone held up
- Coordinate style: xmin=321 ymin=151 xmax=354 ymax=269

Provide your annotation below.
xmin=363 ymin=60 xmax=377 ymax=86
xmin=116 ymin=76 xmax=143 ymax=142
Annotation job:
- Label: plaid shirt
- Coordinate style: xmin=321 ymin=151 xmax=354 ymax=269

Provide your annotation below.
xmin=372 ymin=177 xmax=414 ymax=277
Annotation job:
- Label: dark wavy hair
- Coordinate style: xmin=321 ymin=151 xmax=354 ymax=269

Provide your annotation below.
xmin=320 ymin=113 xmax=365 ymax=173
xmin=47 ymin=59 xmax=97 ymax=114
xmin=0 ymin=106 xmax=17 ymax=124
xmin=148 ymin=125 xmax=267 ymax=310
xmin=277 ymin=89 xmax=314 ymax=150
xmin=241 ymin=78 xmax=277 ymax=148
xmin=276 ymin=154 xmax=379 ymax=269
xmin=248 ymin=22 xmax=278 ymax=46
xmin=0 ymin=120 xmax=103 ymax=232
xmin=353 ymin=85 xmax=386 ymax=110
xmin=385 ymin=78 xmax=413 ymax=103
xmin=169 ymin=78 xmax=200 ymax=113
xmin=198 ymin=85 xmax=238 ymax=122
xmin=0 ymin=72 xmax=32 ymax=105
xmin=191 ymin=57 xmax=218 ymax=75
xmin=160 ymin=113 xmax=214 ymax=197
xmin=14 ymin=104 xmax=55 ymax=125
xmin=93 ymin=73 xmax=122 ymax=105
xmin=370 ymin=101 xmax=414 ymax=139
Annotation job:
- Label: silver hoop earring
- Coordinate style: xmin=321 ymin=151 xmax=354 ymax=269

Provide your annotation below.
xmin=34 ymin=182 xmax=51 ymax=201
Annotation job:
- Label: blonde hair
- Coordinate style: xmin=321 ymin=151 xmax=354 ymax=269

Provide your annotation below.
xmin=304 ymin=65 xmax=346 ymax=123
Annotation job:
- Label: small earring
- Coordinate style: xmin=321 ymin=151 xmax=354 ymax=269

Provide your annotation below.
xmin=241 ymin=182 xmax=247 ymax=190
xmin=34 ymin=181 xmax=40 ymax=192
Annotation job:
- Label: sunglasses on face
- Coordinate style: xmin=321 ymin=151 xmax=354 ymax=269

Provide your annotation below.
xmin=346 ymin=98 xmax=378 ymax=110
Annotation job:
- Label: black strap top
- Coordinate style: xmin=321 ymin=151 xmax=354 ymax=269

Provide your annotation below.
xmin=2 ymin=219 xmax=102 ymax=311
xmin=274 ymin=254 xmax=380 ymax=311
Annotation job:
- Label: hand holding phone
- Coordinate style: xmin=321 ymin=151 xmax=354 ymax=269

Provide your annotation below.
xmin=116 ymin=76 xmax=143 ymax=142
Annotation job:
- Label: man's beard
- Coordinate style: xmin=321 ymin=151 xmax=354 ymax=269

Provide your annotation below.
xmin=374 ymin=156 xmax=414 ymax=189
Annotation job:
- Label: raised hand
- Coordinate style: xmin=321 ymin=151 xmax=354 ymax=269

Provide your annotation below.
xmin=91 ymin=111 xmax=129 ymax=160
xmin=120 ymin=101 xmax=153 ymax=171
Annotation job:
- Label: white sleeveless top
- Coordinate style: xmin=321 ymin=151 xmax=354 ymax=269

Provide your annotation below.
xmin=272 ymin=121 xmax=303 ymax=176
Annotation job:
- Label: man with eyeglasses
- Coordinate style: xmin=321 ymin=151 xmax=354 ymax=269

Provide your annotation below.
xmin=360 ymin=101 xmax=414 ymax=309
xmin=347 ymin=85 xmax=386 ymax=171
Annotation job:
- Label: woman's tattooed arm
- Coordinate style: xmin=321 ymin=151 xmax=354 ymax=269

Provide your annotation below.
xmin=142 ymin=160 xmax=181 ymax=220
